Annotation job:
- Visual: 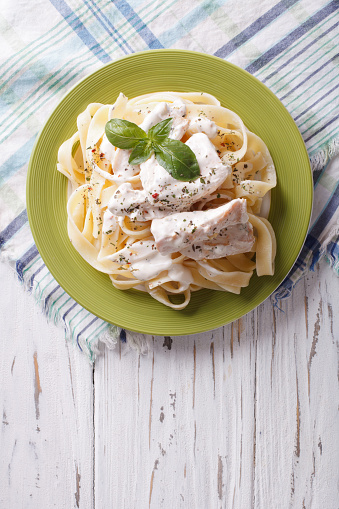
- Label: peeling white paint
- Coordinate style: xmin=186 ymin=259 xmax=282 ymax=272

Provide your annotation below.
xmin=1 ymin=260 xmax=338 ymax=508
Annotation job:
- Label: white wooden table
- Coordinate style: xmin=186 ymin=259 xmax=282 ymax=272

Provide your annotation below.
xmin=1 ymin=259 xmax=338 ymax=508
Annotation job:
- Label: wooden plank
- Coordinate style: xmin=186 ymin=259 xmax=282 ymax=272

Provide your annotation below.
xmin=94 ymin=261 xmax=338 ymax=508
xmin=1 ymin=258 xmax=337 ymax=508
xmin=94 ymin=317 xmax=257 ymax=508
xmin=0 ymin=263 xmax=94 ymax=509
xmin=253 ymin=265 xmax=339 ymax=508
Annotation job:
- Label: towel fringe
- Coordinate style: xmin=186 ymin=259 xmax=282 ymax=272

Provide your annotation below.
xmin=125 ymin=332 xmax=153 ymax=355
xmin=310 ymin=136 xmax=339 ymax=173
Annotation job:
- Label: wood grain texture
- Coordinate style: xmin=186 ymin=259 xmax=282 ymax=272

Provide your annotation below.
xmin=94 ymin=263 xmax=339 ymax=509
xmin=0 ymin=259 xmax=338 ymax=508
xmin=0 ymin=264 xmax=94 ymax=509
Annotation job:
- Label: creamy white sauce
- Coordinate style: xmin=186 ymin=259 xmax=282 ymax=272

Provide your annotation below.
xmin=168 ymin=98 xmax=186 ymax=117
xmin=102 ymin=210 xmax=118 ymax=234
xmin=189 ymin=117 xmax=218 ymax=138
xmin=139 ymin=99 xmax=186 ymax=132
xmin=169 ymin=116 xmax=189 ymax=140
xmin=108 ymin=183 xmax=152 ymax=220
xmin=185 ymin=133 xmax=228 ymax=181
xmin=109 ymin=239 xmax=174 ymax=281
xmin=147 ymin=263 xmax=194 ymax=290
xmin=99 ymin=134 xmax=116 ymax=162
xmin=112 ymin=148 xmax=140 ymax=181
xmin=139 ymin=102 xmax=168 ymax=132
xmin=167 ymin=264 xmax=194 ymax=285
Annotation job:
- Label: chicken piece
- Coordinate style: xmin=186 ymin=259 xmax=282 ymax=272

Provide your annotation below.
xmin=108 ymin=183 xmax=150 ymax=220
xmin=108 ymin=133 xmax=231 ymax=221
xmin=139 ymin=100 xmax=189 ymax=140
xmin=139 ymin=100 xmax=187 ymax=132
xmin=188 ymin=116 xmax=218 ymax=138
xmin=140 ymin=132 xmax=231 ymax=210
xmin=180 ymin=222 xmax=255 ymax=260
xmin=151 ymin=199 xmax=250 ymax=255
xmin=111 ymin=148 xmax=140 ymax=182
xmin=168 ymin=116 xmax=190 ymax=140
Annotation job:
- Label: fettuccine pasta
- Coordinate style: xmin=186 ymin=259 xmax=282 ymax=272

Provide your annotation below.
xmin=57 ymin=91 xmax=276 ymax=309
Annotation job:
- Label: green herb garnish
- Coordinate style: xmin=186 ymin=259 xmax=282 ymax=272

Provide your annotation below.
xmin=105 ymin=117 xmax=200 ymax=181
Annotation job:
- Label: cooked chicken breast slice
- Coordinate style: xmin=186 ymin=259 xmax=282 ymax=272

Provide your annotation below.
xmin=139 ymin=100 xmax=187 ymax=132
xmin=168 ymin=116 xmax=190 ymax=140
xmin=140 ymin=133 xmax=231 ymax=211
xmin=108 ymin=183 xmax=151 ymax=220
xmin=151 ymin=199 xmax=249 ymax=255
xmin=108 ymin=133 xmax=231 ymax=221
xmin=180 ymin=222 xmax=255 ymax=260
xmin=111 ymin=148 xmax=140 ymax=182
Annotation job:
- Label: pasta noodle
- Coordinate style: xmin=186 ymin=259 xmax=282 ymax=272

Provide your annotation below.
xmin=57 ymin=91 xmax=276 ymax=309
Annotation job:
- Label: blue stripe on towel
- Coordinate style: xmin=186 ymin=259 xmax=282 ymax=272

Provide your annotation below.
xmin=214 ymin=0 xmax=299 ymax=59
xmin=44 ymin=285 xmax=61 ymax=312
xmin=84 ymin=0 xmax=133 ymax=54
xmin=0 ymin=137 xmax=37 ymax=182
xmin=0 ymin=210 xmax=28 ymax=249
xmin=62 ymin=301 xmax=78 ymax=321
xmin=280 ymin=53 xmax=339 ymax=101
xmin=29 ymin=263 xmax=46 ymax=290
xmin=263 ymin=20 xmax=339 ymax=82
xmin=294 ymin=82 xmax=339 ymax=121
xmin=114 ymin=0 xmax=164 ymax=49
xmin=311 ymin=185 xmax=339 ymax=239
xmin=16 ymin=245 xmax=39 ymax=281
xmin=304 ymin=113 xmax=339 ymax=143
xmin=76 ymin=316 xmax=99 ymax=350
xmin=246 ymin=1 xmax=338 ymax=73
xmin=49 ymin=0 xmax=112 ymax=62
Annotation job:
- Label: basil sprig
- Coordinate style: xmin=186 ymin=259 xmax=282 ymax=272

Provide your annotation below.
xmin=105 ymin=119 xmax=147 ymax=149
xmin=105 ymin=117 xmax=200 ymax=181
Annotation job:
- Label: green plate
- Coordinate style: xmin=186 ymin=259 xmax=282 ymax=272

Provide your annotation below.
xmin=27 ymin=50 xmax=312 ymax=335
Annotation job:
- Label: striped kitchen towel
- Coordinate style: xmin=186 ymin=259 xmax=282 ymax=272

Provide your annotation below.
xmin=0 ymin=0 xmax=338 ymax=359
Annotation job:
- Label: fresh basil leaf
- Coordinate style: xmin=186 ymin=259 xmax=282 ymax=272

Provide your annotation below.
xmin=129 ymin=140 xmax=153 ymax=165
xmin=105 ymin=117 xmax=200 ymax=181
xmin=148 ymin=118 xmax=173 ymax=143
xmin=105 ymin=119 xmax=147 ymax=149
xmin=154 ymin=139 xmax=200 ymax=181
